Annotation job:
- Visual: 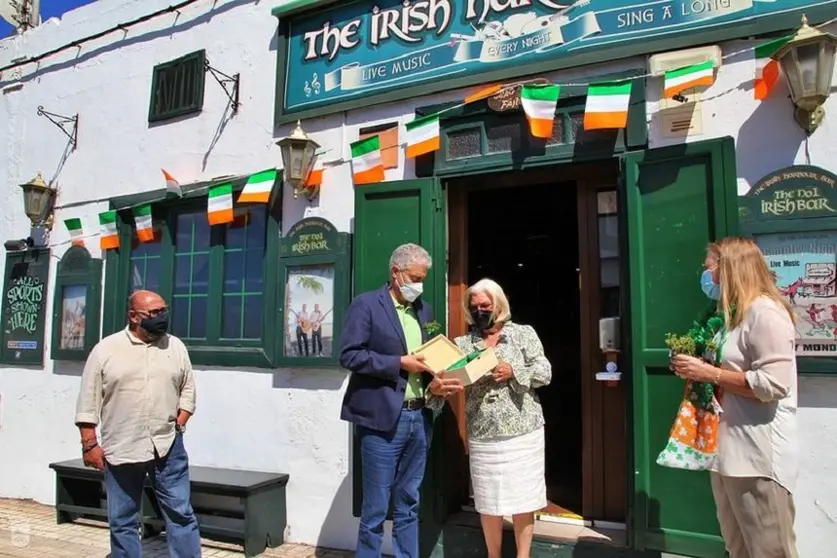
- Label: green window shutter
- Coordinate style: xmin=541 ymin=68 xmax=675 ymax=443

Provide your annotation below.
xmin=622 ymin=137 xmax=737 ymax=557
xmin=148 ymin=50 xmax=206 ymax=123
xmin=350 ymin=178 xmax=450 ymax=527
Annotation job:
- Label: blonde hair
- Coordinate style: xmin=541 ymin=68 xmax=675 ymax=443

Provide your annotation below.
xmin=710 ymin=236 xmax=796 ymax=328
xmin=463 ymin=278 xmax=512 ymax=326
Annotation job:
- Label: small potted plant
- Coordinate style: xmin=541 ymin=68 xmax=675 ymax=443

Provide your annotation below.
xmin=664 ymin=332 xmax=696 ymax=358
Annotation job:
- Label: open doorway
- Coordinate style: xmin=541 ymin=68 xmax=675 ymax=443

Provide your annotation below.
xmin=467 ymin=180 xmax=583 ymax=517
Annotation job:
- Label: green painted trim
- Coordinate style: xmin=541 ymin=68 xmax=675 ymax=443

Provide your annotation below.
xmin=622 ymin=138 xmax=736 ymax=557
xmin=273 ymin=6 xmax=836 ymax=126
xmin=50 ymin=246 xmax=102 ymax=361
xmin=271 ymin=0 xmax=339 ymax=18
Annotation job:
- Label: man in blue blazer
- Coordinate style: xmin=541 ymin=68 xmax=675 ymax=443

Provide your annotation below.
xmin=340 ymin=243 xmax=462 ymax=558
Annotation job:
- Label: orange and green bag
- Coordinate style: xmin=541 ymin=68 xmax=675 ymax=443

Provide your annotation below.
xmin=656 ymin=307 xmax=726 ymax=471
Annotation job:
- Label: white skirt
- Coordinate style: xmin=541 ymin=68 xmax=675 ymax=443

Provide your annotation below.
xmin=468 ymin=427 xmax=547 ymax=516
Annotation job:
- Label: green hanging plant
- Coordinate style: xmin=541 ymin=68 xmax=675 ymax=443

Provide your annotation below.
xmin=665 ymin=303 xmax=730 ymax=411
xmin=423 ymin=320 xmax=443 ymax=337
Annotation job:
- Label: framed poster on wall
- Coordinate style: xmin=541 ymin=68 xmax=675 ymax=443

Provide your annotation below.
xmin=756 ymin=231 xmax=837 ymax=357
xmin=741 ymin=164 xmax=837 ymax=374
xmin=0 ymin=249 xmax=50 ymax=366
xmin=50 ymin=245 xmax=103 ymax=361
xmin=277 ymin=217 xmax=351 ymax=367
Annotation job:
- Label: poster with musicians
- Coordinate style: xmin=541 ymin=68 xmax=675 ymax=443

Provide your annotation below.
xmin=757 ymin=231 xmax=837 ymax=357
xmin=284 ymin=264 xmax=335 ymax=358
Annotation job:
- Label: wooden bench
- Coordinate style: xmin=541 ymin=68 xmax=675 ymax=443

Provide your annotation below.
xmin=49 ymin=459 xmax=290 ymax=557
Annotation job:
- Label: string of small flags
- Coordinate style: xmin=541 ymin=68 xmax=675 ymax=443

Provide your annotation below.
xmin=346 ymin=19 xmax=837 ymax=187
xmin=61 ymin=166 xmax=302 ymax=251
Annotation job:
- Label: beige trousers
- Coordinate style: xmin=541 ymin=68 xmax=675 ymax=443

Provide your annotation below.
xmin=710 ymin=473 xmax=798 ymax=558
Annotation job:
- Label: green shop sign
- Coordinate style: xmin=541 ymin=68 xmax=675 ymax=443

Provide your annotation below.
xmin=276 ymin=0 xmax=835 ymax=119
xmin=741 ymin=165 xmax=837 ymax=222
xmin=0 ymin=249 xmax=50 ymax=366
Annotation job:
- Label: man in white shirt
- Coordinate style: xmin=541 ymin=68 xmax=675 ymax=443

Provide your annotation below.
xmin=75 ymin=290 xmax=200 ymax=558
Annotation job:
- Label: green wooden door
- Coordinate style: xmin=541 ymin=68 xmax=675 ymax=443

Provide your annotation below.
xmin=351 ymin=178 xmax=451 ymax=529
xmin=623 ymin=138 xmax=738 ymax=558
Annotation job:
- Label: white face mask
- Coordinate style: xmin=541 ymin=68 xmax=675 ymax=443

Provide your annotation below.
xmin=398 ymin=274 xmax=424 ymax=303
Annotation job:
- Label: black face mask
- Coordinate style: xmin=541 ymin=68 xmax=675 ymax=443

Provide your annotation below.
xmin=140 ymin=311 xmax=169 ymax=337
xmin=470 ymin=309 xmax=494 ymax=331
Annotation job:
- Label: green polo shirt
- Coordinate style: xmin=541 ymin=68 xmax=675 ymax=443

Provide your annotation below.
xmin=392 ymin=295 xmax=424 ymax=400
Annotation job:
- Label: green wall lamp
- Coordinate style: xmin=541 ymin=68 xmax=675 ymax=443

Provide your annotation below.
xmin=773 ymin=14 xmax=837 ymax=135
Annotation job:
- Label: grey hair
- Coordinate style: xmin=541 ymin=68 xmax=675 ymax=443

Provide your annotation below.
xmin=389 ymin=243 xmax=432 ymax=271
xmin=463 ymin=278 xmax=512 ymax=325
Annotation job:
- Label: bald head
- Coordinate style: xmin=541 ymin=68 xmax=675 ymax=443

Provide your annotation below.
xmin=129 ymin=290 xmax=166 ymax=313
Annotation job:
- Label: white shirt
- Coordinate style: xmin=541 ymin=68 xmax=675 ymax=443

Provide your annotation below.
xmin=75 ymin=328 xmax=196 ymax=465
xmin=712 ymin=296 xmax=799 ymax=493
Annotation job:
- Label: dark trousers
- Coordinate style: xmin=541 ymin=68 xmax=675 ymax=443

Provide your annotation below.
xmin=312 ymin=329 xmax=323 ymax=354
xmin=296 ymin=327 xmax=309 ymax=356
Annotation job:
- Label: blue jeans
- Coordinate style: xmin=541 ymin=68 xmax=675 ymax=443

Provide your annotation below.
xmin=356 ymin=409 xmax=431 ymax=558
xmin=105 ymin=433 xmax=201 ymax=558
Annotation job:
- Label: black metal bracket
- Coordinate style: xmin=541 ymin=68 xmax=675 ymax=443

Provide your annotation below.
xmin=205 ymin=59 xmax=240 ymax=114
xmin=37 ymin=106 xmax=78 ymax=149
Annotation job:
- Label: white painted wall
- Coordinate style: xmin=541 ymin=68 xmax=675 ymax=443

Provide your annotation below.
xmin=1 ymin=0 xmax=836 ymax=554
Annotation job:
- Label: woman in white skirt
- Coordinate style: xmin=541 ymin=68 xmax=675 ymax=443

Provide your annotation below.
xmin=429 ymin=278 xmax=551 ymax=558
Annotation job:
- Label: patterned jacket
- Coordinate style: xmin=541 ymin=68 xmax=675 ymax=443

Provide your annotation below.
xmin=428 ymin=321 xmax=552 ymax=440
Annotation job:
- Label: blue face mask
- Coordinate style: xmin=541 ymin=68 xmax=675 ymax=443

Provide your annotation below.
xmin=701 ymin=269 xmax=720 ymax=300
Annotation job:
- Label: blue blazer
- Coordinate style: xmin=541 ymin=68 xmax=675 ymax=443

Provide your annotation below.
xmin=339 ymin=284 xmax=434 ymax=432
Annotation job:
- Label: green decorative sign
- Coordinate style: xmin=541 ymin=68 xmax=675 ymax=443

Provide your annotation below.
xmin=278 ymin=0 xmax=837 ymax=119
xmin=740 ymin=165 xmax=837 ymax=222
xmin=281 ymin=217 xmax=339 ymax=257
xmin=0 ymin=249 xmax=50 ymax=365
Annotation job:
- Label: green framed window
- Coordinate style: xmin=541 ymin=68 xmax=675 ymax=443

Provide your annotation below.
xmin=103 ymin=181 xmax=281 ymax=368
xmin=148 ymin=50 xmax=206 ymax=123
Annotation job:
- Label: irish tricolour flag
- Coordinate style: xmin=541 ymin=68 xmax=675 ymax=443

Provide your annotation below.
xmin=754 ymin=35 xmax=790 ymax=100
xmin=405 ymin=114 xmax=440 ymax=158
xmin=664 ymin=60 xmax=715 ymax=98
xmin=239 ymin=169 xmax=277 ymax=204
xmin=99 ymin=210 xmax=120 ymax=251
xmin=350 ymin=136 xmax=385 ymax=185
xmin=133 ymin=204 xmax=155 ymax=242
xmin=584 ymin=82 xmax=632 ymax=130
xmin=521 ymin=84 xmax=560 ymax=138
xmin=64 ymin=218 xmax=84 ymax=246
xmin=207 ymin=183 xmax=234 ymax=225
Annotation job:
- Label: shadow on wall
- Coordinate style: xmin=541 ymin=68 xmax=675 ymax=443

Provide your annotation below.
xmin=52 ymin=360 xmax=85 ymax=377
xmin=798 ymin=376 xmax=837 ymax=409
xmin=315 ymin=472 xmax=358 ymax=554
xmin=271 ymin=366 xmax=346 ymax=391
xmin=736 ymin=86 xmax=805 ymax=189
xmin=0 ymin=0 xmax=260 ymax=87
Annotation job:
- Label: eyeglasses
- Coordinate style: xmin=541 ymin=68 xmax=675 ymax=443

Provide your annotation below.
xmin=135 ymin=306 xmax=169 ymax=318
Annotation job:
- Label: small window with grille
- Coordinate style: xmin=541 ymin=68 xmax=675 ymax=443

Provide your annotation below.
xmin=148 ymin=50 xmax=206 ymax=123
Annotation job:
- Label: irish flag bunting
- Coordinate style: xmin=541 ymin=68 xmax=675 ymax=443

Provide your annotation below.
xmin=754 ymin=35 xmax=790 ymax=100
xmin=239 ymin=169 xmax=277 ymax=203
xmin=405 ymin=114 xmax=440 ymax=158
xmin=64 ymin=218 xmax=84 ymax=246
xmin=162 ymin=169 xmax=181 ymax=196
xmin=306 ymin=157 xmax=324 ymax=187
xmin=133 ymin=204 xmax=155 ymax=242
xmin=208 ymin=184 xmax=234 ymax=225
xmin=350 ymin=136 xmax=385 ymax=185
xmin=99 ymin=211 xmax=120 ymax=251
xmin=664 ymin=60 xmax=715 ymax=98
xmin=521 ymin=84 xmax=561 ymax=138
xmin=584 ymin=81 xmax=632 ymax=130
